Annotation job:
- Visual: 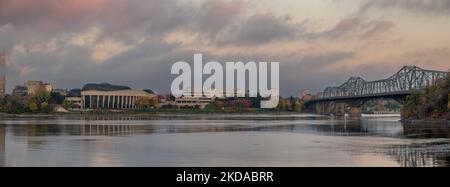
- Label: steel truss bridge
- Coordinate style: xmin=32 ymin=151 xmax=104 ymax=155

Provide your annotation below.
xmin=316 ymin=66 xmax=447 ymax=100
xmin=306 ymin=66 xmax=448 ymax=116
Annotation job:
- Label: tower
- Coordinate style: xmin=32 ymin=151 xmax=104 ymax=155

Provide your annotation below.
xmin=0 ymin=52 xmax=5 ymax=98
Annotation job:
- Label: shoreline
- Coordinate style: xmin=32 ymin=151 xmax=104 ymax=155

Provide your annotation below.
xmin=0 ymin=110 xmax=304 ymax=118
xmin=401 ymin=118 xmax=450 ymax=124
xmin=2 ymin=111 xmax=449 ymax=124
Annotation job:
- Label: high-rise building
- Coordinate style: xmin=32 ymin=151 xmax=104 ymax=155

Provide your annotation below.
xmin=26 ymin=80 xmax=53 ymax=95
xmin=12 ymin=85 xmax=28 ymax=96
xmin=0 ymin=53 xmax=6 ymax=98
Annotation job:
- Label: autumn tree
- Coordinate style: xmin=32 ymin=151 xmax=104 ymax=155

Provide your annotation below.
xmin=135 ymin=97 xmax=159 ymax=110
xmin=29 ymin=102 xmax=38 ymax=112
xmin=403 ymin=73 xmax=450 ymax=119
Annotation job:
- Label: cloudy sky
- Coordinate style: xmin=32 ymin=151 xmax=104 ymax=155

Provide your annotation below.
xmin=1 ymin=0 xmax=449 ymax=96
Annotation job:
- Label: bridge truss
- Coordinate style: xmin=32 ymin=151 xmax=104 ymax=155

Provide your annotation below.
xmin=317 ymin=66 xmax=448 ymax=99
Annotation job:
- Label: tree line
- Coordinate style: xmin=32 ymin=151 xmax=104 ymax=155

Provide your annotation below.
xmin=0 ymin=88 xmax=65 ymax=114
xmin=403 ymin=73 xmax=450 ymax=120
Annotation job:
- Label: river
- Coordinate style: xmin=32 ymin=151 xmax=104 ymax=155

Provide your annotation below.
xmin=1 ymin=114 xmax=449 ymax=167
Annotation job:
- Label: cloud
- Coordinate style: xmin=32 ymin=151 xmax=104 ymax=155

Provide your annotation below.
xmin=0 ymin=0 xmax=254 ymax=94
xmin=7 ymin=37 xmax=182 ymax=94
xmin=359 ymin=20 xmax=395 ymax=39
xmin=218 ymin=13 xmax=300 ymax=46
xmin=0 ymin=0 xmax=291 ymax=48
xmin=0 ymin=24 xmax=16 ymax=52
xmin=0 ymin=0 xmax=193 ymax=47
xmin=399 ymin=48 xmax=450 ymax=70
xmin=307 ymin=17 xmax=396 ymax=40
xmin=190 ymin=0 xmax=247 ymax=40
xmin=321 ymin=17 xmax=364 ymax=39
xmin=0 ymin=0 xmax=448 ymax=97
xmin=358 ymin=0 xmax=450 ymax=15
xmin=0 ymin=0 xmax=107 ymax=37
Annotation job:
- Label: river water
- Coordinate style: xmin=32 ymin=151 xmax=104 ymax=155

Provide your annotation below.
xmin=1 ymin=114 xmax=449 ymax=167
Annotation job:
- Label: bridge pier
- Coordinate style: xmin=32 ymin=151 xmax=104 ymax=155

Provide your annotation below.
xmin=314 ymin=102 xmax=324 ymax=114
xmin=347 ymin=106 xmax=362 ymax=118
xmin=335 ymin=102 xmax=346 ymax=116
xmin=312 ymin=101 xmax=347 ymax=116
xmin=310 ymin=101 xmax=363 ymax=117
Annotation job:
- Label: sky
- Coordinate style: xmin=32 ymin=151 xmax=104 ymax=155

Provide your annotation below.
xmin=1 ymin=0 xmax=449 ymax=97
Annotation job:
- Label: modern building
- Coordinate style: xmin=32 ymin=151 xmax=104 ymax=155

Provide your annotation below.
xmin=65 ymin=96 xmax=83 ymax=108
xmin=167 ymin=90 xmax=216 ymax=109
xmin=173 ymin=96 xmax=215 ymax=109
xmin=52 ymin=89 xmax=68 ymax=96
xmin=26 ymin=80 xmax=53 ymax=95
xmin=81 ymin=90 xmax=156 ymax=110
xmin=0 ymin=53 xmax=6 ymax=98
xmin=12 ymin=85 xmax=28 ymax=96
xmin=13 ymin=81 xmax=53 ymax=96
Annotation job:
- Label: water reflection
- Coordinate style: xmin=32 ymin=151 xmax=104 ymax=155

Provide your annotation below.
xmin=2 ymin=119 xmax=408 ymax=137
xmin=1 ymin=114 xmax=450 ymax=167
xmin=11 ymin=124 xmax=138 ymax=137
xmin=403 ymin=123 xmax=450 ymax=139
xmin=382 ymin=143 xmax=450 ymax=167
xmin=0 ymin=124 xmax=5 ymax=167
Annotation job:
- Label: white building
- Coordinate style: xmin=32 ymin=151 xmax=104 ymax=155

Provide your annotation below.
xmin=170 ymin=89 xmax=216 ymax=109
xmin=65 ymin=97 xmax=82 ymax=108
xmin=81 ymin=90 xmax=156 ymax=110
xmin=173 ymin=96 xmax=215 ymax=109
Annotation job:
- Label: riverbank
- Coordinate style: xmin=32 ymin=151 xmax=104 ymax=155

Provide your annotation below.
xmin=401 ymin=118 xmax=450 ymax=124
xmin=3 ymin=110 xmax=449 ymax=125
xmin=0 ymin=109 xmax=302 ymax=118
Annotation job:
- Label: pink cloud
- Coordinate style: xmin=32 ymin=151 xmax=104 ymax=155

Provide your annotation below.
xmin=361 ymin=20 xmax=395 ymax=39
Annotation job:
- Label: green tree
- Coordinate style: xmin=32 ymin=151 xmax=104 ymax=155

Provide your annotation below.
xmin=29 ymin=102 xmax=38 ymax=112
xmin=1 ymin=95 xmax=28 ymax=114
xmin=62 ymin=100 xmax=73 ymax=109
xmin=214 ymin=101 xmax=225 ymax=111
xmin=448 ymin=94 xmax=450 ymax=112
xmin=50 ymin=92 xmax=65 ymax=104
xmin=41 ymin=102 xmax=49 ymax=113
xmin=34 ymin=89 xmax=51 ymax=104
xmin=403 ymin=89 xmax=421 ymax=118
xmin=386 ymin=100 xmax=401 ymax=111
xmin=289 ymin=96 xmax=296 ymax=111
xmin=249 ymin=93 xmax=262 ymax=108
xmin=295 ymin=101 xmax=303 ymax=112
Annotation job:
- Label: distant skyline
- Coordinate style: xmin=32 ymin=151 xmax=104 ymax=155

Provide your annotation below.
xmin=1 ymin=0 xmax=449 ymax=96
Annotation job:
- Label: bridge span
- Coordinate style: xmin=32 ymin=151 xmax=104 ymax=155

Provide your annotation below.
xmin=305 ymin=66 xmax=448 ymax=117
